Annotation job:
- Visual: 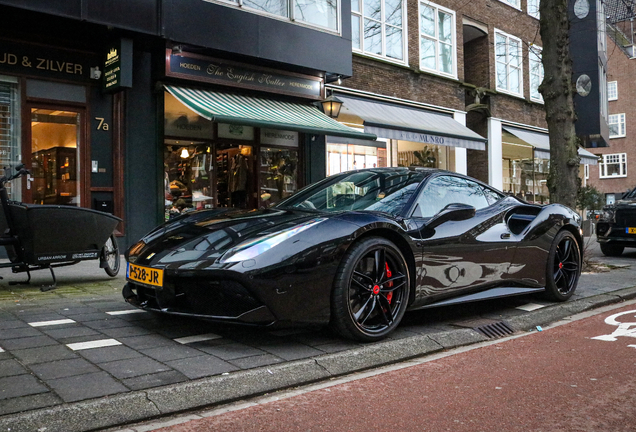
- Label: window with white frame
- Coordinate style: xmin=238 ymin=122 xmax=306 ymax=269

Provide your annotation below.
xmin=608 ymin=113 xmax=626 ymax=138
xmin=495 ymin=30 xmax=523 ymax=96
xmin=608 ymin=81 xmax=618 ymax=101
xmin=584 ymin=164 xmax=589 ymax=180
xmin=527 ymin=0 xmax=539 ymax=18
xmin=497 ymin=0 xmax=521 ymax=9
xmin=599 ymin=153 xmax=627 ymax=178
xmin=419 ymin=1 xmax=456 ymax=77
xmin=529 ymin=45 xmax=543 ymax=102
xmin=352 ymin=0 xmax=405 ymax=62
xmin=222 ymin=0 xmax=339 ymax=31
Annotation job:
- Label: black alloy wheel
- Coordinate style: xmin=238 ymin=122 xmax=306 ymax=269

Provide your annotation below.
xmin=600 ymin=243 xmax=624 ymax=257
xmin=331 ymin=237 xmax=410 ymax=342
xmin=101 ymin=234 xmax=120 ymax=277
xmin=544 ymin=230 xmax=580 ymax=301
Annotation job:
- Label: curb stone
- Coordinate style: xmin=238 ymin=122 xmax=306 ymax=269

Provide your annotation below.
xmin=1 ymin=287 xmax=636 ymax=432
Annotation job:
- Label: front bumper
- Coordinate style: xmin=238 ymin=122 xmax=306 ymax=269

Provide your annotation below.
xmin=596 ymin=223 xmax=636 ymax=247
xmin=122 ymin=277 xmax=277 ymax=325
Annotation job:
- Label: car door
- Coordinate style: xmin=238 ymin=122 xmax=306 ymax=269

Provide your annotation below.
xmin=407 ymin=175 xmax=518 ymax=305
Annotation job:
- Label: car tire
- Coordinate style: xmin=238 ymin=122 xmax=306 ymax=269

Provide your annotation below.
xmin=331 ymin=237 xmax=410 ymax=342
xmin=600 ymin=243 xmax=624 ymax=257
xmin=544 ymin=230 xmax=581 ymax=301
xmin=101 ymin=234 xmax=120 ymax=277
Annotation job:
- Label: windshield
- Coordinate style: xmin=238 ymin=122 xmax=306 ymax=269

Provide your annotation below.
xmin=275 ymin=170 xmax=425 ymax=216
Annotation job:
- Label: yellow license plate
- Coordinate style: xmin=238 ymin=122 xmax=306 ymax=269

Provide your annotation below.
xmin=627 ymin=228 xmax=636 ymax=234
xmin=127 ymin=263 xmax=164 ymax=288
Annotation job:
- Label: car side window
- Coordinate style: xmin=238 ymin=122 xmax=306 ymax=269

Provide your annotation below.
xmin=413 ymin=175 xmax=490 ymax=218
xmin=481 ymin=186 xmax=504 ymax=205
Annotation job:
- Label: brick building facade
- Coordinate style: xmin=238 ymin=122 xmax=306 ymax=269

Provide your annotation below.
xmin=329 ymin=0 xmax=597 ymax=202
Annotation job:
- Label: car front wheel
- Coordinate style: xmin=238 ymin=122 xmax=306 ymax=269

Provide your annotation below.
xmin=544 ymin=230 xmax=581 ymax=301
xmin=331 ymin=237 xmax=410 ymax=342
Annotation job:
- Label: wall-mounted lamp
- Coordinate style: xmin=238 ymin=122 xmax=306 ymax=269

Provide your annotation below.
xmin=180 ymin=148 xmax=190 ymax=158
xmin=90 ymin=67 xmax=102 ymax=80
xmin=319 ymin=95 xmax=343 ymax=119
xmin=172 ymin=45 xmax=183 ymax=55
xmin=337 ymin=75 xmax=342 ymax=85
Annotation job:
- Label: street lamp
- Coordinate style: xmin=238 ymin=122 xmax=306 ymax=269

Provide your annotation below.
xmin=320 ymin=95 xmax=343 ymax=119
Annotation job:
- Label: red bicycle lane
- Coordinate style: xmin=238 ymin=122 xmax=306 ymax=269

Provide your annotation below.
xmin=149 ymin=301 xmax=636 ymax=432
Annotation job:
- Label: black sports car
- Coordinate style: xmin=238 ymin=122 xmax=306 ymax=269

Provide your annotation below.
xmin=123 ymin=168 xmax=583 ymax=341
xmin=596 ymin=186 xmax=636 ymax=256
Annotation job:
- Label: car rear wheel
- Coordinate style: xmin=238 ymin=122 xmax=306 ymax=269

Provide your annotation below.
xmin=331 ymin=237 xmax=410 ymax=342
xmin=600 ymin=243 xmax=624 ymax=257
xmin=544 ymin=230 xmax=580 ymax=301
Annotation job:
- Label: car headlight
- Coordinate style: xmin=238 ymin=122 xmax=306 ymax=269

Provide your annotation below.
xmin=602 ymin=208 xmax=615 ymax=221
xmin=219 ymin=218 xmax=326 ymax=263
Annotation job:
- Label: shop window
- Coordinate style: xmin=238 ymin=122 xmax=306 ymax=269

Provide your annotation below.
xmin=608 ymin=81 xmax=618 ymax=101
xmin=495 ymin=30 xmax=523 ymax=97
xmin=529 ymin=45 xmax=544 ymax=103
xmin=396 ymin=142 xmax=452 ymax=170
xmin=326 ymin=142 xmax=387 ymax=176
xmin=259 ymin=147 xmax=298 ymax=207
xmin=419 ymin=1 xmax=456 ymax=77
xmin=502 ymin=142 xmax=550 ymax=204
xmin=216 ymin=0 xmax=339 ymax=31
xmin=608 ymin=113 xmax=626 ymax=138
xmin=0 ymin=78 xmax=21 ymax=201
xmin=352 ymin=0 xmax=405 ymax=62
xmin=599 ymin=153 xmax=627 ymax=178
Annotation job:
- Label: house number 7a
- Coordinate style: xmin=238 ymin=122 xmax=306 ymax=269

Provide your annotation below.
xmin=95 ymin=117 xmax=109 ymax=130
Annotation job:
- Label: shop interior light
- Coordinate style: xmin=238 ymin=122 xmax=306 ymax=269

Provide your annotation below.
xmin=320 ymin=95 xmax=343 ymax=119
xmin=180 ymin=148 xmax=189 ymax=158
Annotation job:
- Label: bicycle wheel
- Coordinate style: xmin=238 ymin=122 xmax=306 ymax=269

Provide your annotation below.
xmin=101 ymin=234 xmax=120 ymax=277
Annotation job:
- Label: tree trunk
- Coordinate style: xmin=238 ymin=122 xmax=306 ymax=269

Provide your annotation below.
xmin=539 ymin=0 xmax=580 ymax=209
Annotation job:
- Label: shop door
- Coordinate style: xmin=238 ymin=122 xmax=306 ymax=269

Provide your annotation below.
xmin=25 ymin=105 xmax=85 ymax=206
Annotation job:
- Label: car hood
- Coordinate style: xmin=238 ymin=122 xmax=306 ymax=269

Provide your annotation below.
xmin=126 ymin=207 xmax=353 ymax=267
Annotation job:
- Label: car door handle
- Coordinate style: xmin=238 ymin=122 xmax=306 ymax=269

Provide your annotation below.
xmin=501 ymin=233 xmax=511 ymax=239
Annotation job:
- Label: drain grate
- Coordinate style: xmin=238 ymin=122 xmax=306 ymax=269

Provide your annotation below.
xmin=473 ymin=321 xmax=515 ymax=339
xmin=453 ymin=318 xmax=515 ymax=339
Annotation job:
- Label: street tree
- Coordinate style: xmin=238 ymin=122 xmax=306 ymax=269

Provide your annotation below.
xmin=539 ymin=0 xmax=580 ymax=209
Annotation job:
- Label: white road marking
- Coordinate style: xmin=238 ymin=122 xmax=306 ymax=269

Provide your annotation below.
xmin=67 ymin=339 xmax=122 ymax=351
xmin=0 ymin=347 xmax=4 ymax=353
xmin=106 ymin=310 xmax=146 ymax=316
xmin=516 ymin=303 xmax=546 ymax=312
xmin=592 ymin=309 xmax=636 ymax=342
xmin=29 ymin=319 xmax=76 ymax=327
xmin=174 ymin=334 xmax=222 ymax=344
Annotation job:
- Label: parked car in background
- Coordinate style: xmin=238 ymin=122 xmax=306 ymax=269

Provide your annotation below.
xmin=123 ymin=168 xmax=583 ymax=342
xmin=597 ymin=187 xmax=636 ymax=256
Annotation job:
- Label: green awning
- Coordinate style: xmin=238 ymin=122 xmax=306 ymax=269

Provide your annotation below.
xmin=165 ymin=85 xmax=376 ymax=140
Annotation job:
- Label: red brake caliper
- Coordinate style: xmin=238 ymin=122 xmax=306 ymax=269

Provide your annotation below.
xmin=385 ymin=262 xmax=393 ymax=304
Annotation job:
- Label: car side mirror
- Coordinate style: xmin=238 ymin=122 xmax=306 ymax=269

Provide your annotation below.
xmin=426 ymin=203 xmax=476 ymax=230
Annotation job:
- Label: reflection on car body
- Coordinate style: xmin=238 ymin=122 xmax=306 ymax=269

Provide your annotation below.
xmin=123 ymin=167 xmax=583 ymax=341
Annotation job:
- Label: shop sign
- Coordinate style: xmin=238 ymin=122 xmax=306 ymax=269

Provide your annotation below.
xmin=103 ymin=39 xmax=133 ymax=93
xmin=0 ymin=40 xmax=100 ymax=83
xmin=165 ymin=113 xmax=214 ymax=139
xmin=166 ymin=49 xmax=323 ymax=100
xmin=218 ymin=123 xmax=254 ymax=140
xmin=260 ymin=129 xmax=298 ymax=147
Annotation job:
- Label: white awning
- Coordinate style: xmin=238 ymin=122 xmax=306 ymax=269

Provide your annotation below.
xmin=503 ymin=126 xmax=598 ymax=165
xmin=337 ymin=95 xmax=487 ymax=150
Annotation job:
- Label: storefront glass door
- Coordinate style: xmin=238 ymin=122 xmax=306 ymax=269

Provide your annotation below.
xmin=28 ymin=107 xmax=82 ymax=206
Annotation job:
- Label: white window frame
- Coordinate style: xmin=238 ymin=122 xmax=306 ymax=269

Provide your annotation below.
xmin=418 ymin=1 xmax=457 ymax=78
xmin=496 ymin=0 xmax=521 ymax=10
xmin=527 ymin=0 xmax=539 ymax=18
xmin=203 ymin=0 xmax=341 ymax=33
xmin=529 ymin=44 xmax=543 ymax=103
xmin=599 ymin=153 xmax=627 ymax=178
xmin=351 ymin=0 xmax=408 ymax=65
xmin=494 ymin=29 xmax=524 ymax=97
xmin=608 ymin=113 xmax=626 ymax=138
xmin=584 ymin=164 xmax=589 ymax=180
xmin=607 ymin=81 xmax=618 ymax=101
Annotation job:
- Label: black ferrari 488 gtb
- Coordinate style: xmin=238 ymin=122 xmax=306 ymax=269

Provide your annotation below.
xmin=124 ymin=168 xmax=583 ymax=341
